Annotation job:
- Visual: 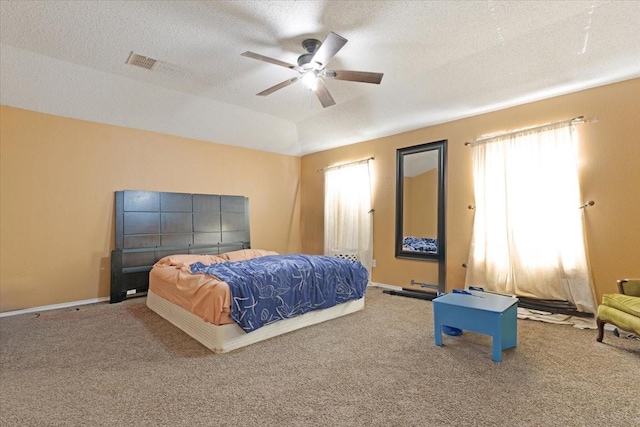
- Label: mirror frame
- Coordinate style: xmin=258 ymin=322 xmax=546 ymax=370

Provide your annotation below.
xmin=395 ymin=139 xmax=447 ymax=262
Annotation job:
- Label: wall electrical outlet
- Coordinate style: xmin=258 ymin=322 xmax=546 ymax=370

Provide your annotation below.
xmin=372 ymin=259 xmax=376 ymax=267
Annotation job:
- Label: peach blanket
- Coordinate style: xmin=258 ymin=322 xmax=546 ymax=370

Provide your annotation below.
xmin=148 ymin=249 xmax=278 ymax=325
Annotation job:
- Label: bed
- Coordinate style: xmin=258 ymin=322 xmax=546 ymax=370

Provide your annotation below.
xmin=110 ymin=190 xmax=368 ymax=353
xmin=147 ymin=250 xmax=368 ymax=353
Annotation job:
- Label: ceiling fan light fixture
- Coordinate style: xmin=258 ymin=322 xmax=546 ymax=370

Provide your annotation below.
xmin=321 ymin=70 xmax=336 ymax=78
xmin=301 ymin=71 xmax=318 ymax=91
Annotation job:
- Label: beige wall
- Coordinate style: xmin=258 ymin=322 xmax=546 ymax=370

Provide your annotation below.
xmin=0 ymin=106 xmax=301 ymax=312
xmin=300 ymin=78 xmax=640 ymax=304
xmin=2 ymin=78 xmax=638 ymax=312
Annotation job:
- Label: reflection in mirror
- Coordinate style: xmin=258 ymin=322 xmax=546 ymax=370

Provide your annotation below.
xmin=395 ymin=140 xmax=446 ymax=262
xmin=402 ymin=150 xmax=439 ymax=253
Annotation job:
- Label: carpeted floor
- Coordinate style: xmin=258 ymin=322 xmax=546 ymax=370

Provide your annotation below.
xmin=1 ymin=287 xmax=638 ymax=426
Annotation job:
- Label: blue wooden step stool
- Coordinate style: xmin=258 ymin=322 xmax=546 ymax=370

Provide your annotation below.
xmin=433 ymin=289 xmax=518 ymax=362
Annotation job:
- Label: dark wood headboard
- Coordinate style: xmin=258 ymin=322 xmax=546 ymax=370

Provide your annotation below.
xmin=110 ymin=190 xmax=250 ymax=303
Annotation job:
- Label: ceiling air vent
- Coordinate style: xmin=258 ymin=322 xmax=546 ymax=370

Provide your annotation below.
xmin=125 ymin=52 xmax=157 ymax=70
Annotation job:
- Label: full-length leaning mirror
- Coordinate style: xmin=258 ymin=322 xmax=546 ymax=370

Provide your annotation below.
xmin=395 ymin=139 xmax=446 ymax=262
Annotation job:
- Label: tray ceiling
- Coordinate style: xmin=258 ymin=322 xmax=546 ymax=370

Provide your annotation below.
xmin=1 ymin=1 xmax=639 ymax=156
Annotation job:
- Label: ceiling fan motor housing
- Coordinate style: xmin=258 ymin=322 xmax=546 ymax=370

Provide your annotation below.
xmin=297 ymin=53 xmax=315 ymax=67
xmin=298 ymin=38 xmax=322 ymax=67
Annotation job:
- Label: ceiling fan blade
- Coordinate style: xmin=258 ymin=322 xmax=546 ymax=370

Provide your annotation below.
xmin=241 ymin=51 xmax=301 ymax=71
xmin=257 ymin=77 xmax=300 ymax=96
xmin=311 ymin=32 xmax=347 ymax=68
xmin=314 ymin=79 xmax=336 ymax=108
xmin=330 ymin=70 xmax=384 ymax=84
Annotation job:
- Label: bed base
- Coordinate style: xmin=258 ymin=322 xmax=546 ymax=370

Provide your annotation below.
xmin=146 ymin=290 xmax=364 ymax=353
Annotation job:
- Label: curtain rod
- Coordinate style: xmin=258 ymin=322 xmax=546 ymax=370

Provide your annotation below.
xmin=318 ymin=156 xmax=374 ymax=172
xmin=464 ymin=116 xmax=586 ymax=147
xmin=469 ymin=200 xmax=595 ymax=210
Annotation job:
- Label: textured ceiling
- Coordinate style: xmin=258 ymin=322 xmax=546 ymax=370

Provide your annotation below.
xmin=1 ymin=1 xmax=639 ymax=156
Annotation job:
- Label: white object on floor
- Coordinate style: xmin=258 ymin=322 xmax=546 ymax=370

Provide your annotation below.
xmin=517 ymin=307 xmax=597 ymax=329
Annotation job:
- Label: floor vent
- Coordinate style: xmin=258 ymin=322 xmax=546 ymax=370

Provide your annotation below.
xmin=125 ymin=52 xmax=157 ymax=70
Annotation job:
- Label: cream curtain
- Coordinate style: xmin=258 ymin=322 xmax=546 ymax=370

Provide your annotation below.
xmin=465 ymin=123 xmax=595 ymax=312
xmin=324 ymin=160 xmax=374 ymax=275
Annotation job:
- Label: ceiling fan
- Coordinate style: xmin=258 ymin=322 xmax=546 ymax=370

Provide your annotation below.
xmin=241 ymin=32 xmax=384 ymax=108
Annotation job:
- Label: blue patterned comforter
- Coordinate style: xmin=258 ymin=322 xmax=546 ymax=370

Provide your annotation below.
xmin=190 ymin=254 xmax=368 ymax=332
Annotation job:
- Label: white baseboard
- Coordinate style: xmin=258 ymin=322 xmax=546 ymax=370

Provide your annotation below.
xmin=0 ymin=284 xmax=395 ymax=318
xmin=0 ymin=297 xmax=110 ymax=318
